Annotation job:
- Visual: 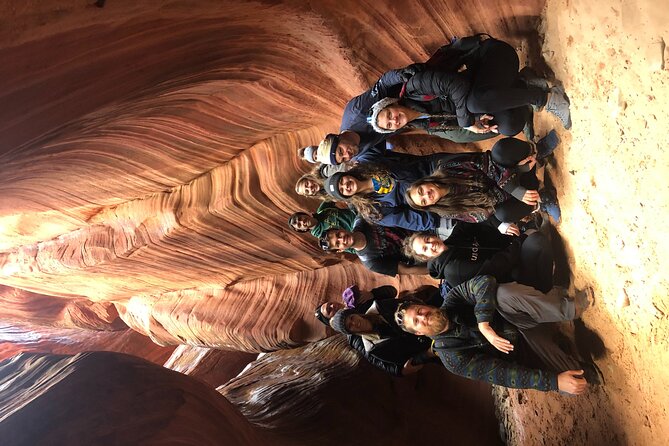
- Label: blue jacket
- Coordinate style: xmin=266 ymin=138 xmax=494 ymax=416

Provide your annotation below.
xmin=363 ymin=152 xmax=477 ymax=231
xmin=340 ymin=69 xmax=404 ymax=149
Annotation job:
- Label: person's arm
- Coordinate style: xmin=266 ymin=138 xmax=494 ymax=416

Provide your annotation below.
xmin=374 ymin=207 xmax=440 ymax=232
xmin=340 ymin=69 xmax=404 ymax=132
xmin=348 ymin=335 xmax=403 ymax=376
xmin=405 ymin=70 xmax=474 ymax=128
xmin=477 ymin=239 xmax=522 ymax=282
xmin=442 ymin=275 xmax=498 ymax=323
xmin=397 ymin=263 xmax=428 ymax=275
xmin=437 ymin=349 xmax=558 ymax=391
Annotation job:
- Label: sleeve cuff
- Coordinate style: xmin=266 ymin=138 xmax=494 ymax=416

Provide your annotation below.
xmin=497 ymin=221 xmax=512 ymax=234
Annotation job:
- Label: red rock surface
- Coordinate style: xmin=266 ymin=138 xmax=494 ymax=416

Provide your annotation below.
xmin=0 ymin=351 xmax=265 ymax=445
xmin=0 ymin=1 xmax=550 ymax=444
xmin=0 ymin=0 xmax=542 ymax=354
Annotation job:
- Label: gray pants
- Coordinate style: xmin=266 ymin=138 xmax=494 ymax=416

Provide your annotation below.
xmin=496 ymin=282 xmax=581 ymax=372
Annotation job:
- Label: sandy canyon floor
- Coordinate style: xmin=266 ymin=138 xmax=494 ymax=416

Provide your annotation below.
xmin=495 ymin=0 xmax=669 ymax=444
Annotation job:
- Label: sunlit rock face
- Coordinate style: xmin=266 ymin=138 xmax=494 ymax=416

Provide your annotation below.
xmin=0 ymin=0 xmax=542 ymax=352
xmin=0 ymin=351 xmax=265 ymax=445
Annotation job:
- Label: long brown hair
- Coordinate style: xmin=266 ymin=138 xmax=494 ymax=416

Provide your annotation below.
xmin=405 ymin=168 xmax=498 ymax=217
xmin=333 ymin=164 xmax=391 ymax=222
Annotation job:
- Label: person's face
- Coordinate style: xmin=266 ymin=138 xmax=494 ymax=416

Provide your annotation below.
xmin=377 ymin=105 xmax=409 ymax=131
xmin=338 ymin=175 xmax=358 ymax=197
xmin=326 ymin=229 xmax=354 ymax=251
xmin=297 ymin=178 xmax=320 ymax=196
xmin=412 ymin=235 xmax=445 ymax=259
xmin=401 ymin=305 xmax=448 ymax=336
xmin=320 ymin=302 xmax=345 ymax=319
xmin=409 ymin=182 xmax=444 ymax=207
xmin=291 ymin=214 xmax=315 ymax=231
xmin=335 ymin=141 xmax=359 ymax=163
xmin=345 ymin=313 xmax=374 ymax=333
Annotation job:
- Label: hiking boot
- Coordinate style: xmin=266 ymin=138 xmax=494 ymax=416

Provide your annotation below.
xmin=539 ymin=188 xmax=561 ymax=223
xmin=545 ymin=86 xmax=572 ymax=130
xmin=519 ymin=66 xmax=550 ymax=92
xmin=536 ymin=129 xmax=560 ymax=159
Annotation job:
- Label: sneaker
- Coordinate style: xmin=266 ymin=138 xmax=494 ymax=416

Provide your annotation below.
xmin=539 ymin=188 xmax=561 ymax=223
xmin=545 ymin=86 xmax=572 ymax=130
xmin=536 ymin=130 xmax=560 ymax=159
xmin=519 ymin=66 xmax=550 ymax=92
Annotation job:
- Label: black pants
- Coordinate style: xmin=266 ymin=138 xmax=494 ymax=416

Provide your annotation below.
xmin=466 ymin=39 xmax=546 ymax=136
xmin=490 ymin=137 xmax=540 ymax=222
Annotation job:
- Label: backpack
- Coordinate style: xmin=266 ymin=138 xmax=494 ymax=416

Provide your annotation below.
xmin=426 ymin=33 xmax=492 ymax=72
xmin=399 ymin=33 xmax=493 ymax=102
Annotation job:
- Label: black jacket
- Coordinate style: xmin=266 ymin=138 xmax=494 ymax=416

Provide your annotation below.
xmin=403 ymin=70 xmax=475 ymax=128
xmin=347 ymin=297 xmax=441 ymax=376
xmin=428 ymin=223 xmax=519 ymax=287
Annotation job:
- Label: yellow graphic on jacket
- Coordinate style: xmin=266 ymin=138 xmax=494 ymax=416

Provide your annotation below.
xmin=371 ymin=174 xmax=395 ymax=195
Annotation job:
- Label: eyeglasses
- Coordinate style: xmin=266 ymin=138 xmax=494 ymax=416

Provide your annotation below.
xmin=394 ymin=301 xmax=413 ymax=327
xmin=319 ymin=238 xmax=331 ymax=251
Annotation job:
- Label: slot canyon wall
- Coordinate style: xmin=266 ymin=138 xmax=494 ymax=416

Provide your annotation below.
xmin=8 ymin=1 xmax=668 ymax=446
xmin=0 ymin=0 xmax=542 ymax=354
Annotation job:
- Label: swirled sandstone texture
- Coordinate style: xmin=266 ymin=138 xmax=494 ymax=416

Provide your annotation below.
xmin=219 ymin=336 xmax=501 ymax=445
xmin=0 ymin=351 xmax=265 ymax=446
xmin=0 ymin=0 xmax=541 ymax=353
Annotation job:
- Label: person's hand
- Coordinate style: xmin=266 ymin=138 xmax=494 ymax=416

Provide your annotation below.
xmin=557 ymin=370 xmax=588 ymax=394
xmin=505 ymin=223 xmax=520 ymax=236
xmin=466 ymin=115 xmax=498 ymax=134
xmin=402 ymin=358 xmax=424 ymax=376
xmin=517 ymin=154 xmax=537 ymax=170
xmin=478 ymin=322 xmax=514 ymax=353
xmin=522 ymin=189 xmax=540 ymax=205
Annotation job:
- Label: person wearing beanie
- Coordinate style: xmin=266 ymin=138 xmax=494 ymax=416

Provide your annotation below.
xmin=322 ymin=155 xmax=450 ymax=232
xmin=297 ymin=145 xmax=319 ymax=164
xmin=369 ymin=36 xmax=571 ymax=138
xmin=340 ymin=38 xmax=508 ymax=146
xmin=319 ymin=216 xmax=427 ymax=277
xmin=314 ymin=284 xmax=400 ymax=327
xmin=288 ymin=201 xmax=356 ymax=241
xmin=328 ymin=295 xmax=442 ymax=377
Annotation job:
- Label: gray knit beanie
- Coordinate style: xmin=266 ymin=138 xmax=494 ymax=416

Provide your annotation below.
xmin=368 ymin=97 xmax=400 ymax=133
xmin=329 ymin=308 xmax=357 ymax=334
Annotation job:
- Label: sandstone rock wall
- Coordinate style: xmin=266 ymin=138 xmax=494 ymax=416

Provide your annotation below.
xmin=0 ymin=0 xmax=542 ymax=352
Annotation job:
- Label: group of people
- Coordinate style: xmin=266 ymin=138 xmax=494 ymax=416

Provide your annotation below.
xmin=288 ymin=35 xmax=599 ymax=395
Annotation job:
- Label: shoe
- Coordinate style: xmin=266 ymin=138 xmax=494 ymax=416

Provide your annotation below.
xmin=519 ymin=212 xmax=544 ymax=233
xmin=545 ymin=86 xmax=572 ymax=130
xmin=519 ymin=66 xmax=550 ymax=92
xmin=536 ymin=130 xmax=560 ymax=159
xmin=580 ymin=360 xmax=605 ymax=386
xmin=573 ymin=289 xmax=591 ymax=318
xmin=539 ymin=188 xmax=561 ymax=223
xmin=523 ymin=106 xmax=535 ymax=140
